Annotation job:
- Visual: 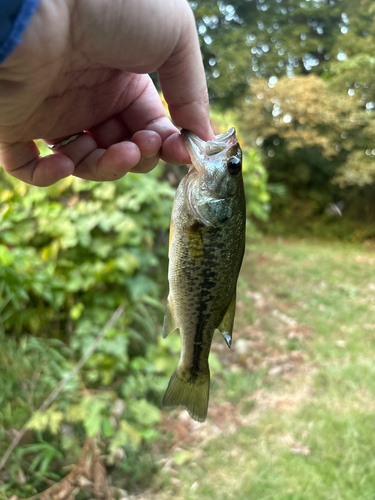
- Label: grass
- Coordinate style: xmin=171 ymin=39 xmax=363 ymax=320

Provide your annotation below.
xmin=142 ymin=237 xmax=375 ymax=500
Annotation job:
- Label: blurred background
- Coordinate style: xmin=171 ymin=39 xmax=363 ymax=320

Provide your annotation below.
xmin=1 ymin=0 xmax=375 ymax=498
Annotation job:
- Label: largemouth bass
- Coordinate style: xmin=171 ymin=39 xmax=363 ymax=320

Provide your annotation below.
xmin=162 ymin=127 xmax=246 ymax=422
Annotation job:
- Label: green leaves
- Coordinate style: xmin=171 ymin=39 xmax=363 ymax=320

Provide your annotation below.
xmin=110 ymin=420 xmax=142 ymax=450
xmin=83 ymin=398 xmax=109 ymax=437
xmin=128 ymin=399 xmax=161 ymax=426
xmin=0 ymin=166 xmax=177 ymax=492
xmin=18 ymin=441 xmax=63 ymax=475
xmin=0 ymin=166 xmax=174 ymax=341
xmin=0 ymin=244 xmax=14 ymax=265
xmin=27 ymin=408 xmax=64 ymax=435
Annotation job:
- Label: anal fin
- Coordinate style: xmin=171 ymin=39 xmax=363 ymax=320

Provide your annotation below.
xmin=216 ymin=294 xmax=236 ymax=348
xmin=162 ymin=296 xmax=179 ymax=338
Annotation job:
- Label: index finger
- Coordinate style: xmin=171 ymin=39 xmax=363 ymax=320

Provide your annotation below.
xmin=157 ymin=2 xmax=214 ymax=142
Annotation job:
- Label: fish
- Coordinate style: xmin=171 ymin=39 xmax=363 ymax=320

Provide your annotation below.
xmin=162 ymin=127 xmax=246 ymax=422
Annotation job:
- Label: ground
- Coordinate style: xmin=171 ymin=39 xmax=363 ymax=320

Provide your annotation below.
xmin=134 ymin=237 xmax=375 ymax=500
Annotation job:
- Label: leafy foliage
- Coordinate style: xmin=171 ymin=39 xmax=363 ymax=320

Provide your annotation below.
xmin=193 ymin=0 xmax=360 ymax=106
xmin=235 ymin=74 xmax=375 ymax=230
xmin=0 ymin=163 xmax=176 ymax=495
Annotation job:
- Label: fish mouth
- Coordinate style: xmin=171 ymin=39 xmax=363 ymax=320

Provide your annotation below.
xmin=182 ymin=128 xmax=237 ymax=173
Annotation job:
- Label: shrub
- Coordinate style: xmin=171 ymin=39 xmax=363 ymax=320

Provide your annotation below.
xmin=0 ymin=163 xmax=175 ymax=495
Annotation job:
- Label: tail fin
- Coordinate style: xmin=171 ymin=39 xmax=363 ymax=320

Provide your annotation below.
xmin=162 ymin=366 xmax=210 ymax=422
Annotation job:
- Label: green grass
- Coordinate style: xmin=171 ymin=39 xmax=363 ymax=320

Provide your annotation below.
xmin=146 ymin=237 xmax=375 ymax=500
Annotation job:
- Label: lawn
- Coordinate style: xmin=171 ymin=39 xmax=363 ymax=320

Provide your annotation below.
xmin=141 ymin=237 xmax=375 ymax=500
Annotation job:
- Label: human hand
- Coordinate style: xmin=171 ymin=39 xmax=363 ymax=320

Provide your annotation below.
xmin=0 ymin=0 xmax=214 ymax=186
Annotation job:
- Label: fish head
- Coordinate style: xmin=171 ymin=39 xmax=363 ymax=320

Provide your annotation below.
xmin=182 ymin=128 xmax=244 ymax=227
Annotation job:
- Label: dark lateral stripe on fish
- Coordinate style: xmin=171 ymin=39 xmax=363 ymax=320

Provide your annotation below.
xmin=191 ymin=312 xmax=205 ymax=377
xmin=191 ymin=237 xmax=220 ymax=375
xmin=191 ymin=284 xmax=211 ymax=376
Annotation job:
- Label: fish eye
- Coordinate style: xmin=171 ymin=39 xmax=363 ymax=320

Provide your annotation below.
xmin=227 ymin=156 xmax=242 ymax=176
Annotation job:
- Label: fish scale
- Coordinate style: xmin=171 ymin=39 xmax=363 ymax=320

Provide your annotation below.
xmin=162 ymin=127 xmax=246 ymax=422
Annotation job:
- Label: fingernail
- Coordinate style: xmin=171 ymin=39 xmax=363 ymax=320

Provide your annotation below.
xmin=145 ymin=152 xmax=159 ymax=160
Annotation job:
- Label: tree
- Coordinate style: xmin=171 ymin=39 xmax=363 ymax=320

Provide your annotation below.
xmin=192 ymin=0 xmax=375 ymax=109
xmin=237 ymin=73 xmax=375 ymax=220
xmin=191 ymin=0 xmax=375 ymax=215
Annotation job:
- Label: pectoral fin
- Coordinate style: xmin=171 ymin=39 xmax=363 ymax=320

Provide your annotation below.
xmin=217 ymin=294 xmax=236 ymax=348
xmin=162 ymin=297 xmax=179 ymax=338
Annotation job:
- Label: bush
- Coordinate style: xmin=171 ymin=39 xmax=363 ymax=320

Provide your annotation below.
xmin=0 ymin=163 xmax=176 ymax=495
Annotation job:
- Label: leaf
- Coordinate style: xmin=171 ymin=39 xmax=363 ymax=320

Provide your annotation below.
xmin=110 ymin=421 xmax=142 ymax=451
xmin=84 ymin=412 xmax=102 ymax=437
xmin=102 ymin=418 xmax=115 ymax=437
xmin=128 ymin=399 xmax=161 ymax=426
xmin=70 ymin=302 xmax=84 ymax=320
xmin=66 ymin=404 xmax=87 ymax=423
xmin=47 ymin=410 xmax=64 ymax=435
xmin=82 ymin=398 xmax=108 ymax=437
xmin=40 ymin=454 xmax=54 ymax=475
xmin=93 ymin=182 xmax=116 ymax=200
xmin=0 ymin=189 xmax=13 ymax=202
xmin=27 ymin=411 xmax=49 ymax=432
xmin=29 ymin=452 xmax=43 ymax=472
xmin=0 ymin=245 xmax=14 ymax=266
